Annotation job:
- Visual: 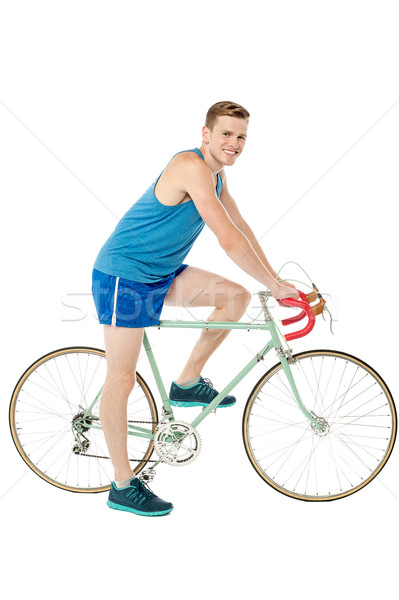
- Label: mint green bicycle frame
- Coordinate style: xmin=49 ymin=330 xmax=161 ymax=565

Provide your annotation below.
xmin=79 ymin=304 xmax=323 ymax=440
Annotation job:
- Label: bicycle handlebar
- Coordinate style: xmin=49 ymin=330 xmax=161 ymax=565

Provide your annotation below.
xmin=277 ymin=285 xmax=326 ymax=341
xmin=279 ymin=290 xmax=308 ymax=326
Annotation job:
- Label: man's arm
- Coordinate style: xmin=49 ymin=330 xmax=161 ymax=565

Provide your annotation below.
xmin=176 ymin=154 xmax=298 ymax=299
xmin=218 ymin=170 xmax=295 ymax=287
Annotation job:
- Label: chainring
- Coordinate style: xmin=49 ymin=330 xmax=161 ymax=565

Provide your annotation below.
xmin=154 ymin=420 xmax=201 ymax=466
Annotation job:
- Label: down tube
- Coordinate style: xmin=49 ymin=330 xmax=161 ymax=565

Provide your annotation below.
xmin=191 ymin=341 xmax=275 ymax=428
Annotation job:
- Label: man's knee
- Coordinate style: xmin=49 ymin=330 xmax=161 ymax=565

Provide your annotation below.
xmin=104 ymin=368 xmax=136 ymax=398
xmin=227 ymin=284 xmax=251 ymax=319
xmin=237 ymin=285 xmax=252 ymax=311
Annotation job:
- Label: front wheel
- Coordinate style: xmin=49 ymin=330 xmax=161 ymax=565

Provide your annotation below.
xmin=242 ymin=350 xmax=396 ymax=501
xmin=9 ymin=347 xmax=158 ymax=493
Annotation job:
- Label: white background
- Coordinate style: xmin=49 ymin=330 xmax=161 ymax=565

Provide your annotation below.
xmin=1 ymin=1 xmax=398 ymax=597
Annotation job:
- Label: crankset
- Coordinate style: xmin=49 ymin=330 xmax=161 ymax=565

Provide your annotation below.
xmin=154 ymin=420 xmax=201 ymax=466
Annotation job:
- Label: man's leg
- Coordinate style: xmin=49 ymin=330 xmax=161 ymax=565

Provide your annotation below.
xmin=164 ymin=266 xmax=251 ymax=383
xmin=100 ymin=324 xmax=144 ymax=482
xmin=101 ymin=324 xmax=174 ymax=516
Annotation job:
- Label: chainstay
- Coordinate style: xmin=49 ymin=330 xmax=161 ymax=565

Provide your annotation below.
xmin=77 ymin=454 xmax=158 ymax=462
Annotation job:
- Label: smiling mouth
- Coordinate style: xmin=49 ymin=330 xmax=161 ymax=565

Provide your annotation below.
xmin=223 ymin=149 xmax=238 ymax=156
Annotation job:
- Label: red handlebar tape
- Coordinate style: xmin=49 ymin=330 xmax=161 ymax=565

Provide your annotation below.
xmin=277 ymin=291 xmax=316 ymax=341
xmin=280 ymin=290 xmax=308 ymax=326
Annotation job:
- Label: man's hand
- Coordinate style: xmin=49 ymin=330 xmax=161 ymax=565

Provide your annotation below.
xmin=276 ymin=277 xmax=297 ymax=290
xmin=269 ymin=281 xmax=299 ymax=300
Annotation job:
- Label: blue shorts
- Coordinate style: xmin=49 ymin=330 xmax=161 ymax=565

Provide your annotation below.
xmin=92 ymin=264 xmax=189 ymax=328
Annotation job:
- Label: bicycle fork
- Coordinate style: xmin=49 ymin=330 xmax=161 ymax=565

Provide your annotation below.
xmin=277 ymin=348 xmax=328 ymax=434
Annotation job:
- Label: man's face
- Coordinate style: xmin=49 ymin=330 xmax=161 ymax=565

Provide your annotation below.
xmin=203 ymin=115 xmax=248 ymax=166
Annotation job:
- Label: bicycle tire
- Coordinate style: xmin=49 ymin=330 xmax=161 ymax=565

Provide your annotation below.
xmin=9 ymin=347 xmax=158 ymax=493
xmin=242 ymin=349 xmax=396 ymax=501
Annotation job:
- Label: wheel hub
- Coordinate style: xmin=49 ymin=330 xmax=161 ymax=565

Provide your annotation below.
xmin=310 ymin=412 xmax=330 ymax=437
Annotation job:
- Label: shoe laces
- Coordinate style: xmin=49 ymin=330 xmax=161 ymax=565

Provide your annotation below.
xmin=200 ymin=377 xmax=214 ymax=389
xmin=125 ymin=479 xmax=156 ymax=504
xmin=137 ymin=479 xmax=156 ymax=499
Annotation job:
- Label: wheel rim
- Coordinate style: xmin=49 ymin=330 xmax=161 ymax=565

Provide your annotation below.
xmin=244 ymin=351 xmax=396 ymax=500
xmin=10 ymin=348 xmax=157 ymax=492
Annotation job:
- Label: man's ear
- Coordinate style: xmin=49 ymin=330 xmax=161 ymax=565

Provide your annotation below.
xmin=202 ymin=125 xmax=210 ymax=144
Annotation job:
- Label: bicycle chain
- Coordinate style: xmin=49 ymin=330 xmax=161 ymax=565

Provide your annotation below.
xmin=78 ymin=454 xmax=158 ymax=463
xmin=75 ymin=419 xmax=159 ymax=462
xmin=127 ymin=420 xmax=158 ymax=424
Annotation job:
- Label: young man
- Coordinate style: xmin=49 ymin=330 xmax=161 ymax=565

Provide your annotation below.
xmin=92 ymin=101 xmax=298 ymax=516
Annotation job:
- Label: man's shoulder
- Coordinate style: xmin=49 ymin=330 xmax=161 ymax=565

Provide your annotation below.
xmin=171 ymin=149 xmax=203 ymax=167
xmin=168 ymin=150 xmax=209 ymax=178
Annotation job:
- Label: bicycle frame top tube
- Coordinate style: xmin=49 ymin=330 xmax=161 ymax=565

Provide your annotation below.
xmin=152 ymin=319 xmax=275 ymax=331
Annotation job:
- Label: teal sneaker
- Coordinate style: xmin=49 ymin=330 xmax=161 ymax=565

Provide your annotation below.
xmin=169 ymin=376 xmax=236 ymax=408
xmin=107 ymin=478 xmax=174 ymax=517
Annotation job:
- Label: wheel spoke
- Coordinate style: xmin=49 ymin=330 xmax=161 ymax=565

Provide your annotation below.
xmin=244 ymin=351 xmax=396 ymax=500
xmin=10 ymin=348 xmax=158 ymax=492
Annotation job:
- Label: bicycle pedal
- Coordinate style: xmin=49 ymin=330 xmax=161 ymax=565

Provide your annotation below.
xmin=201 ymin=407 xmax=217 ymax=415
xmin=138 ymin=468 xmax=156 ymax=483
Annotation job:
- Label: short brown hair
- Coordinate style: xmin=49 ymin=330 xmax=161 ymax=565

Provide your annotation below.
xmin=205 ymin=101 xmax=250 ymax=130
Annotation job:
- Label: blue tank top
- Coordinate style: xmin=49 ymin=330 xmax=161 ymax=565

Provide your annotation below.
xmin=93 ymin=148 xmax=223 ymax=282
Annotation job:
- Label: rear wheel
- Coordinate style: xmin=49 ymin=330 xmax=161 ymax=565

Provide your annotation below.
xmin=9 ymin=347 xmax=158 ymax=493
xmin=242 ymin=350 xmax=396 ymax=501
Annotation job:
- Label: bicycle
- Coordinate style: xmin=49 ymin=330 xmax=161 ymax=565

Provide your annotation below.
xmin=9 ymin=267 xmax=397 ymax=501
